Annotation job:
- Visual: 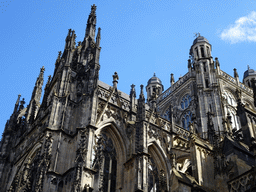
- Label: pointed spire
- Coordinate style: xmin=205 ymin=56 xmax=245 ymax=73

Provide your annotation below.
xmin=46 ymin=75 xmax=52 ymax=87
xmin=64 ymin=29 xmax=76 ymax=51
xmin=96 ymin=27 xmax=101 ymax=47
xmin=13 ymin=94 xmax=21 ymax=114
xmin=26 ymin=67 xmax=44 ymax=123
xmin=85 ymin=4 xmax=97 ymax=39
xmin=38 ymin=66 xmax=45 ymax=84
xmin=139 ymin=84 xmax=145 ymax=100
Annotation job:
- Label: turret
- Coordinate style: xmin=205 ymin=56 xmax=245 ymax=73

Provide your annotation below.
xmin=146 ymin=73 xmax=164 ymax=103
xmin=189 ymin=34 xmax=212 ymax=61
xmin=189 ymin=34 xmax=223 ymax=135
xmin=243 ymin=66 xmax=256 ymax=88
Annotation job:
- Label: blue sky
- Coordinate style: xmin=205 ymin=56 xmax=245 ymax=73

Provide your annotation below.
xmin=1 ymin=0 xmax=256 ymax=136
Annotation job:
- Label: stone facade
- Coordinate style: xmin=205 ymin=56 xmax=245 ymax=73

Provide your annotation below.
xmin=0 ymin=5 xmax=256 ymax=192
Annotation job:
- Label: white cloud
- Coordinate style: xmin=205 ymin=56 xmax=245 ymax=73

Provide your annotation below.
xmin=220 ymin=11 xmax=256 ymax=44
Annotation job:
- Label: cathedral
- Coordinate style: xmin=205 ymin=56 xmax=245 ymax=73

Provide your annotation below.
xmin=1 ymin=4 xmax=256 ymax=192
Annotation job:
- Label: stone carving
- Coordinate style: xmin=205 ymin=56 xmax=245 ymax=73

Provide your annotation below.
xmin=72 ymin=128 xmax=89 ymax=192
xmin=92 ymin=133 xmax=117 ymax=192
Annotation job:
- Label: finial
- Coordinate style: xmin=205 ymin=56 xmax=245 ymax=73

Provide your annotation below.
xmin=170 ymin=73 xmax=175 ymax=86
xmin=19 ymin=98 xmax=25 ymax=111
xmin=194 ymin=32 xmax=200 ymax=38
xmin=153 ymin=72 xmax=156 ymax=77
xmin=234 ymin=68 xmax=239 ymax=78
xmin=139 ymin=84 xmax=145 ymax=100
xmin=58 ymin=51 xmax=62 ymax=59
xmin=112 ymin=72 xmax=119 ymax=89
xmin=68 ymin=29 xmax=72 ymax=36
xmin=130 ymin=84 xmax=136 ymax=97
xmin=40 ymin=66 xmax=45 ymax=73
xmin=90 ymin=4 xmax=97 ymax=15
xmin=248 ymin=65 xmax=250 ymax=71
xmin=16 ymin=94 xmax=21 ymax=104
xmin=47 ymin=75 xmax=51 ymax=84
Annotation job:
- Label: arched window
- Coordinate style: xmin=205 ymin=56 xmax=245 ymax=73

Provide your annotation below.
xmin=223 ymin=91 xmax=240 ymax=130
xmin=162 ymin=108 xmax=170 ymax=121
xmin=180 ymin=94 xmax=191 ymax=110
xmin=148 ymin=157 xmax=159 ymax=192
xmin=182 ymin=111 xmax=192 ymax=130
xmin=92 ymin=133 xmax=117 ymax=192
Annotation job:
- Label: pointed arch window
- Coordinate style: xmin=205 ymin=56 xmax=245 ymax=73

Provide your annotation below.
xmin=222 ymin=91 xmax=240 ymax=130
xmin=148 ymin=157 xmax=160 ymax=192
xmin=162 ymin=108 xmax=170 ymax=121
xmin=92 ymin=133 xmax=117 ymax=192
xmin=182 ymin=111 xmax=192 ymax=130
xmin=180 ymin=94 xmax=191 ymax=110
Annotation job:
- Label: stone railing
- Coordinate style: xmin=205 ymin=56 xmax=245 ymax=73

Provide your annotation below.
xmin=228 ymin=167 xmax=256 ymax=192
xmin=157 ymin=72 xmax=191 ymax=102
xmin=219 ymin=70 xmax=253 ymax=94
xmin=172 ymin=125 xmax=191 ymax=140
xmin=219 ymin=70 xmax=236 ymax=84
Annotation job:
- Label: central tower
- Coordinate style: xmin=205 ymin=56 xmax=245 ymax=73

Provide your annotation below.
xmin=189 ymin=34 xmax=223 ymax=134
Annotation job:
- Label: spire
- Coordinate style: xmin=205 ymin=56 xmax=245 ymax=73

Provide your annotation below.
xmin=130 ymin=84 xmax=136 ymax=98
xmin=85 ymin=4 xmax=97 ymax=39
xmin=54 ymin=51 xmax=62 ymax=76
xmin=139 ymin=84 xmax=145 ymax=101
xmin=26 ymin=66 xmax=45 ymax=123
xmin=137 ymin=84 xmax=146 ymax=121
xmin=13 ymin=94 xmax=21 ymax=114
xmin=96 ymin=27 xmax=101 ymax=47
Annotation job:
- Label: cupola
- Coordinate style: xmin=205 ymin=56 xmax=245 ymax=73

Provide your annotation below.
xmin=146 ymin=73 xmax=164 ymax=102
xmin=189 ymin=34 xmax=212 ymax=61
xmin=243 ymin=66 xmax=256 ymax=88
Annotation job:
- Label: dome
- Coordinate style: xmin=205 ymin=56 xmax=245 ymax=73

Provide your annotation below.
xmin=189 ymin=34 xmax=211 ymax=56
xmin=147 ymin=73 xmax=162 ymax=86
xmin=192 ymin=35 xmax=209 ymax=46
xmin=243 ymin=67 xmax=256 ymax=79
